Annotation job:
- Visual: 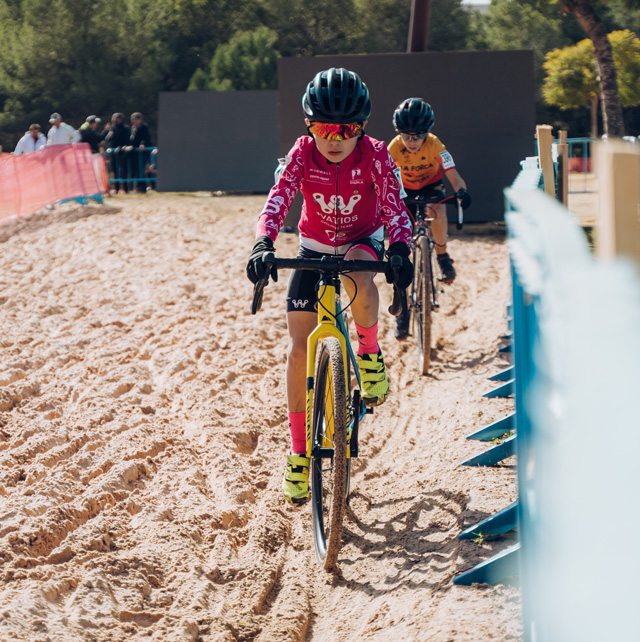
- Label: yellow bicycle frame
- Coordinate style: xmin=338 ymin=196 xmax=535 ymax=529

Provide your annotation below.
xmin=305 ymin=280 xmax=351 ymax=459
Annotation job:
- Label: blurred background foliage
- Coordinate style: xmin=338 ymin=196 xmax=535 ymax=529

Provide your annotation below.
xmin=0 ymin=0 xmax=638 ymax=151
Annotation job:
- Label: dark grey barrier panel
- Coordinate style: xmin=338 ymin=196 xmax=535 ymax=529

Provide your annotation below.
xmin=279 ymin=52 xmax=535 ymax=223
xmin=157 ymin=90 xmax=279 ymax=192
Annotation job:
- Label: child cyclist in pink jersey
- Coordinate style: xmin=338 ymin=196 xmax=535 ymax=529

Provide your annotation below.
xmin=246 ymin=67 xmax=413 ymax=506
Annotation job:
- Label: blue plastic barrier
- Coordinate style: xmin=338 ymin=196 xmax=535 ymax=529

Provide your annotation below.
xmin=533 ymin=136 xmax=596 ymax=195
xmin=104 ymin=147 xmax=157 ymax=192
xmin=458 ymin=161 xmax=640 ymax=639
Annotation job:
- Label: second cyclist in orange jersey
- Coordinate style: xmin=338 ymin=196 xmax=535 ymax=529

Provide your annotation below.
xmin=387 ymin=97 xmax=472 ymax=339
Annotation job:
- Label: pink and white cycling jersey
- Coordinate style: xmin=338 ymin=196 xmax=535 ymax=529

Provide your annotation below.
xmin=256 ymin=135 xmax=412 ymax=253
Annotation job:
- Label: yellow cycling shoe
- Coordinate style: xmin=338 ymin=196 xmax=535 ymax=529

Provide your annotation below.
xmin=357 ymin=348 xmax=389 ymax=406
xmin=282 ymin=453 xmax=310 ymax=505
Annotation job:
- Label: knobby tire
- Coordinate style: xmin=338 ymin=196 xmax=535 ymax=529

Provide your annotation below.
xmin=415 ymin=235 xmax=433 ymax=375
xmin=311 ymin=337 xmax=348 ymax=570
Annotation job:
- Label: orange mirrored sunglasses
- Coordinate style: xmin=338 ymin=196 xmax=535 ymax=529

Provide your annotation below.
xmin=308 ymin=122 xmax=363 ymax=140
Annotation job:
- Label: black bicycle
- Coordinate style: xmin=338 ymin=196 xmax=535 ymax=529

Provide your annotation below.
xmin=404 ymin=193 xmax=463 ymax=375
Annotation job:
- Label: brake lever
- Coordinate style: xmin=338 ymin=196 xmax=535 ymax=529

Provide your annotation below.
xmin=250 ymin=251 xmax=276 ymax=315
xmin=456 ymin=198 xmax=464 ymax=231
xmin=387 ymin=255 xmax=406 ymax=316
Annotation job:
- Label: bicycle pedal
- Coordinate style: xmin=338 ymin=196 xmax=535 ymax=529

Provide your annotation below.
xmin=365 ymin=406 xmax=374 ymax=415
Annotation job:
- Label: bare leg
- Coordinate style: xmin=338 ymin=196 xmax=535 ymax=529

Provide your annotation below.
xmin=286 ymin=310 xmax=317 ymax=412
xmin=341 ymin=246 xmax=379 ymax=329
xmin=431 ymin=203 xmax=448 ymax=250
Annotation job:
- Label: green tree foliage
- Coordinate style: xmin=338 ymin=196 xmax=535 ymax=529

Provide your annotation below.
xmin=612 ymin=29 xmax=640 ymax=106
xmin=188 ymin=26 xmax=280 ymax=91
xmin=165 ymin=0 xmax=252 ymax=90
xmin=0 ymin=0 xmax=178 ymax=148
xmin=353 ymin=0 xmax=411 ymax=53
xmin=464 ymin=8 xmax=491 ymax=51
xmin=7 ymin=0 xmax=635 ymax=149
xmin=428 ymin=0 xmax=472 ymax=51
xmin=606 ymin=0 xmax=640 ymax=36
xmin=553 ymin=0 xmax=627 ymax=136
xmin=255 ymin=0 xmax=361 ymax=57
xmin=480 ymin=0 xmax=565 ymax=78
xmin=543 ymin=39 xmax=599 ymax=134
xmin=428 ymin=0 xmax=470 ymax=51
xmin=467 ymin=0 xmax=640 ymax=135
xmin=0 ymin=0 xmax=250 ymax=149
xmin=543 ymin=29 xmax=640 ymax=135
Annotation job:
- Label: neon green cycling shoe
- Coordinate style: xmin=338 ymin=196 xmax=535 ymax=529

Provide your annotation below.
xmin=282 ymin=453 xmax=310 ymax=505
xmin=357 ymin=348 xmax=389 ymax=406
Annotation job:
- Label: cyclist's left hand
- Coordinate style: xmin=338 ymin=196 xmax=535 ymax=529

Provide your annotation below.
xmin=456 ymin=188 xmax=472 ymax=210
xmin=385 ymin=242 xmax=414 ymax=289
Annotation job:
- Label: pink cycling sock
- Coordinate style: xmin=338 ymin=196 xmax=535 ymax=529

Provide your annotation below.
xmin=288 ymin=411 xmax=307 ymax=455
xmin=355 ymin=321 xmax=379 ymax=356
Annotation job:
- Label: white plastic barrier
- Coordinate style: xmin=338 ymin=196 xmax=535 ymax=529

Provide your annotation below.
xmin=505 ymin=178 xmax=640 ymax=641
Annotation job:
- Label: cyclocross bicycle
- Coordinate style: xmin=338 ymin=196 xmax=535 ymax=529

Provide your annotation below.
xmin=403 ymin=193 xmax=463 ymax=375
xmin=252 ymin=252 xmax=402 ymax=570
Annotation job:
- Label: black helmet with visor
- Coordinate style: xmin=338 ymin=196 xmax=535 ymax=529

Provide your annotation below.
xmin=302 ymin=67 xmax=371 ymax=123
xmin=393 ymin=98 xmax=435 ymax=134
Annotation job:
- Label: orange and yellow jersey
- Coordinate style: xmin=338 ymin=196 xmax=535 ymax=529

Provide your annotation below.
xmin=387 ymin=133 xmax=456 ymax=191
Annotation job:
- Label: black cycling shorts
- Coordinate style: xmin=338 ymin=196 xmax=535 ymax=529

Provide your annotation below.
xmin=286 ymin=238 xmax=385 ymax=313
xmin=404 ymin=182 xmax=446 ymax=218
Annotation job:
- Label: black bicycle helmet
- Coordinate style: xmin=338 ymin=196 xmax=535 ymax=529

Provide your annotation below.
xmin=393 ymin=98 xmax=435 ymax=134
xmin=302 ymin=67 xmax=371 ymax=123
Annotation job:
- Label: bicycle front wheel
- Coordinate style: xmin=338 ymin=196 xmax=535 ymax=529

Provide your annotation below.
xmin=311 ymin=337 xmax=348 ymax=570
xmin=415 ymin=235 xmax=433 ymax=375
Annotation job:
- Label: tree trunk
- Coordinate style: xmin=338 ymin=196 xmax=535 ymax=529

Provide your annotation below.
xmin=407 ymin=0 xmax=431 ymax=52
xmin=564 ymin=0 xmax=625 ymax=137
xmin=590 ymin=94 xmax=598 ymax=138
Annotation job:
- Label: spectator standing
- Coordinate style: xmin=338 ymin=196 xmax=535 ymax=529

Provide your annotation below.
xmin=130 ymin=112 xmax=153 ymax=192
xmin=79 ymin=115 xmax=108 ymax=154
xmin=104 ymin=112 xmax=131 ymax=194
xmin=47 ymin=112 xmax=81 ymax=145
xmin=14 ymin=124 xmax=47 ymax=155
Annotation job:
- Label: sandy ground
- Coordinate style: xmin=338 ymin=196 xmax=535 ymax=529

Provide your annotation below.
xmin=0 ymin=193 xmax=521 ymax=642
xmin=566 ymin=173 xmax=598 ymax=226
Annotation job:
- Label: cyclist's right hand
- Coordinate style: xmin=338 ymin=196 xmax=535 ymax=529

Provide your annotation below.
xmin=385 ymin=242 xmax=414 ymax=290
xmin=456 ymin=188 xmax=472 ymax=209
xmin=246 ymin=235 xmax=278 ymax=284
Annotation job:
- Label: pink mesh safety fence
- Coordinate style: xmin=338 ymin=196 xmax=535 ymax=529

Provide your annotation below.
xmin=0 ymin=143 xmax=107 ymax=223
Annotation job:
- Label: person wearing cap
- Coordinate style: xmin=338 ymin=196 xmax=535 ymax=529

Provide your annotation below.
xmin=14 ymin=124 xmax=47 ymax=155
xmin=47 ymin=112 xmax=80 ymax=145
xmin=79 ymin=115 xmax=108 ymax=154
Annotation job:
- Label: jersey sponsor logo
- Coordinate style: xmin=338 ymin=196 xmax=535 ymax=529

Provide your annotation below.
xmin=440 ymin=150 xmax=455 ymax=170
xmin=404 ymin=163 xmax=435 ymax=172
xmin=351 ymin=168 xmax=361 ymax=179
xmin=313 ymin=193 xmax=362 ymax=216
xmin=324 ymin=230 xmax=349 ymax=243
xmin=291 ymin=299 xmax=310 ymax=309
xmin=309 ymin=168 xmax=332 ymax=182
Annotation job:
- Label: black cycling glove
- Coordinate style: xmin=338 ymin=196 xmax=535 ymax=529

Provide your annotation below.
xmin=456 ymin=188 xmax=472 ymax=210
xmin=385 ymin=242 xmax=414 ymax=290
xmin=246 ymin=235 xmax=278 ymax=284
